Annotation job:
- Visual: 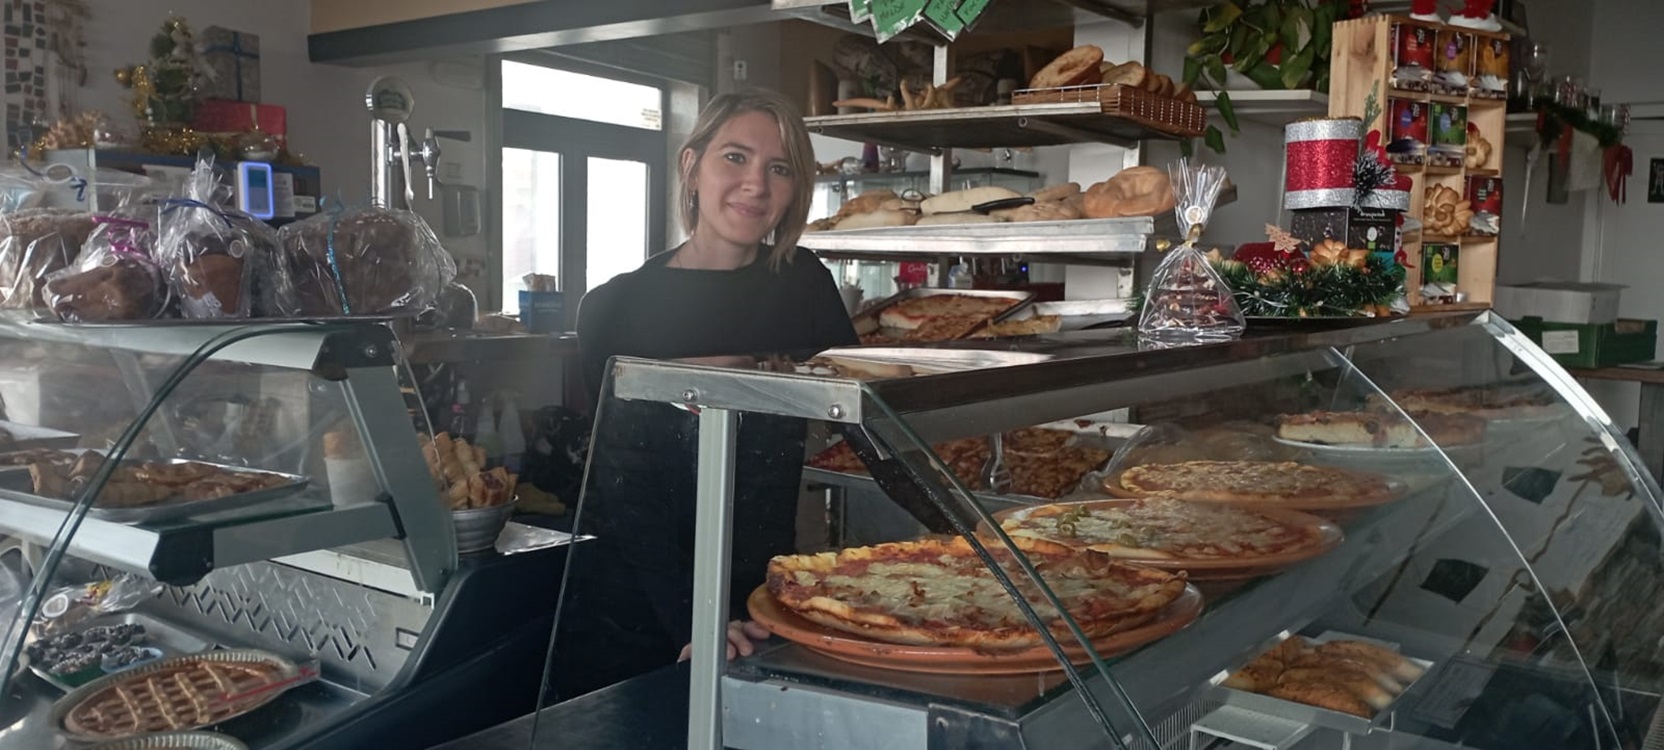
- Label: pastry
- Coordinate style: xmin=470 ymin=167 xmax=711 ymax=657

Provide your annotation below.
xmin=60 ymin=655 xmax=294 ymax=739
xmin=277 ymin=207 xmax=456 ymax=315
xmin=1030 ymin=45 xmax=1105 ymax=89
xmin=44 ymin=256 xmax=167 ymax=322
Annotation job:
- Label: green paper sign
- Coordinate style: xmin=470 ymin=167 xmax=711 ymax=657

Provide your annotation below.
xmin=848 ymin=0 xmax=872 ymax=23
xmin=955 ymin=0 xmax=991 ymax=27
xmin=870 ymin=0 xmax=929 ymax=42
xmin=923 ymin=0 xmax=966 ymax=39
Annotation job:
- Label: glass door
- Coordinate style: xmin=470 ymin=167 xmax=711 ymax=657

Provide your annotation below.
xmin=496 ymin=59 xmax=667 ymax=325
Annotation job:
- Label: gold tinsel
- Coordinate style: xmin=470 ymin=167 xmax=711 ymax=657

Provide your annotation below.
xmin=114 ymin=64 xmax=157 ymax=122
xmin=140 ymin=126 xmax=207 ymax=155
xmin=31 ymin=111 xmax=108 ymax=152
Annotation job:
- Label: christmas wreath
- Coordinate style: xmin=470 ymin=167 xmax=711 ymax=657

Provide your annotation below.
xmin=1132 ymin=226 xmax=1405 ymax=319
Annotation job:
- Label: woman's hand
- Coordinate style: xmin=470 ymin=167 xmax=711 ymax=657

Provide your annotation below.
xmin=678 ymin=620 xmax=771 ymax=663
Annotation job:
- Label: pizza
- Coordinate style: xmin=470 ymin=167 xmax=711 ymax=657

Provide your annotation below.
xmin=1222 ymin=636 xmax=1426 ymax=717
xmin=1366 ymin=383 xmax=1560 ymax=420
xmin=1109 ymin=460 xmax=1397 ymax=507
xmin=969 ymin=314 xmax=1062 ymax=338
xmin=807 ymin=428 xmax=1110 ymax=499
xmin=861 ymin=294 xmax=1022 ymax=344
xmin=765 ymin=537 xmax=1187 ymax=649
xmin=1276 ymin=410 xmax=1486 ymax=448
xmin=997 ymin=498 xmax=1339 ymax=564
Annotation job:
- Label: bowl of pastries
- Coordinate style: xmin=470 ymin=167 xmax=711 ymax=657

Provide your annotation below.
xmin=419 ymin=431 xmax=520 ymax=553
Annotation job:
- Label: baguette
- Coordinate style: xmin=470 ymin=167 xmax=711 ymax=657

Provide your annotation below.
xmin=1028 ymin=182 xmax=1082 ymax=203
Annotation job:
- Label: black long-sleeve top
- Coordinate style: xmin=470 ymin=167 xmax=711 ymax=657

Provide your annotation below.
xmin=563 ymin=245 xmax=856 ymax=680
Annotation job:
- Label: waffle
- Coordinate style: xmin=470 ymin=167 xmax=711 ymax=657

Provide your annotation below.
xmin=62 ymin=657 xmax=289 ymax=739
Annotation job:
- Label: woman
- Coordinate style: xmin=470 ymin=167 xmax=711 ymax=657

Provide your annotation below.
xmin=557 ymin=89 xmax=857 ymax=698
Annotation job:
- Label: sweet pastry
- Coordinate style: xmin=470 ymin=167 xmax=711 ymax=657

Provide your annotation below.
xmin=23 ymin=450 xmax=293 ymax=508
xmin=60 ymin=655 xmax=293 ymax=739
xmin=44 ymin=256 xmax=167 ymax=322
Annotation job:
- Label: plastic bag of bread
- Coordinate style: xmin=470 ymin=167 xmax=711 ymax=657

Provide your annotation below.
xmin=0 ymin=208 xmax=97 ymax=309
xmin=43 ymin=211 xmax=171 ymax=322
xmin=156 ymin=157 xmax=292 ymax=319
xmin=277 ymin=204 xmax=457 ymax=316
xmin=1136 ymin=159 xmax=1243 ymax=344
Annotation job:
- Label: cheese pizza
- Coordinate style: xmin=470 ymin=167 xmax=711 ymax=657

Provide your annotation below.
xmin=807 ymin=428 xmax=1109 ymax=500
xmin=998 ymin=499 xmax=1340 ymax=565
xmin=1109 ymin=460 xmax=1398 ymax=507
xmin=766 ymin=538 xmax=1187 ymax=649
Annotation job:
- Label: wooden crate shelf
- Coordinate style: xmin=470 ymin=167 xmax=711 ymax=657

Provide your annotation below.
xmin=1329 ymin=13 xmax=1508 ymax=308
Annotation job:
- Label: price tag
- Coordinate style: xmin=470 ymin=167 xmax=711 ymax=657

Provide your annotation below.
xmin=848 ymin=0 xmax=872 ymax=23
xmin=922 ymin=0 xmax=966 ymax=39
xmin=1541 ymin=330 xmax=1580 ymax=355
xmin=955 ymin=0 xmax=991 ymax=27
xmin=869 ymin=0 xmax=928 ymax=42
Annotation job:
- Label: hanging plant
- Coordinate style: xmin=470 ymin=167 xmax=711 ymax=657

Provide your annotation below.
xmin=1182 ymin=0 xmax=1358 ymax=153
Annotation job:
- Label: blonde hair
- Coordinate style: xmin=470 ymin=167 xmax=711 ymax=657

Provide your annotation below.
xmin=677 ymin=88 xmax=815 ymax=272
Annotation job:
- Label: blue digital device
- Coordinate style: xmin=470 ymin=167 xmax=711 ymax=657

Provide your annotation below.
xmin=237 ymin=161 xmax=276 ymax=220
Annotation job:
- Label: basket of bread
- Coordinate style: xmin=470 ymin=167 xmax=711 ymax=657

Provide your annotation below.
xmin=1012 ymin=44 xmax=1205 ymax=138
xmin=420 ymin=431 xmax=519 ymax=553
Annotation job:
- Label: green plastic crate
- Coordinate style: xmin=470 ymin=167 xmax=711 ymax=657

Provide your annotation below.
xmin=1511 ymin=317 xmax=1658 ymax=368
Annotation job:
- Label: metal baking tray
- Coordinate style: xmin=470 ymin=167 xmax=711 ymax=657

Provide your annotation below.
xmin=1006 ymin=299 xmax=1133 ymax=332
xmin=811 ymin=346 xmax=1054 ymax=378
xmin=852 ymin=288 xmax=1035 ymax=339
xmin=1207 ymin=631 xmax=1436 ymax=735
xmin=0 ymin=451 xmax=310 ymax=524
xmin=29 ymin=612 xmax=216 ymax=692
xmin=0 ymin=420 xmax=79 ymax=450
xmin=805 ymin=216 xmax=1154 ymax=255
xmin=50 ymin=648 xmax=305 ymax=743
xmin=87 ymin=731 xmax=249 ymax=750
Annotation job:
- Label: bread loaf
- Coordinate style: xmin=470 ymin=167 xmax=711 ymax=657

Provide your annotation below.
xmin=920 ymin=186 xmax=1023 ymax=216
xmin=45 ymin=256 xmax=167 ymax=321
xmin=834 ymin=209 xmax=915 ymax=230
xmin=1083 ymin=166 xmax=1177 ymax=219
xmin=0 ymin=209 xmax=96 ymax=309
xmin=162 ymin=210 xmax=284 ymax=319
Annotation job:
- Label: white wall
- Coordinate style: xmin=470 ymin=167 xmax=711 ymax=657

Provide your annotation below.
xmin=75 ymin=0 xmax=492 ymax=291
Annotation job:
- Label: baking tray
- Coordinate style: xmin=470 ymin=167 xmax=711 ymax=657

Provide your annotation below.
xmin=29 ymin=612 xmax=216 ymax=692
xmin=852 ymin=288 xmax=1035 ymax=340
xmin=811 ymin=346 xmax=1054 ymax=378
xmin=1208 ymin=631 xmax=1436 ymax=735
xmin=50 ymin=648 xmax=305 ymax=742
xmin=994 ymin=299 xmax=1133 ymax=333
xmin=0 ymin=420 xmax=79 ymax=450
xmin=0 ymin=452 xmax=311 ymax=524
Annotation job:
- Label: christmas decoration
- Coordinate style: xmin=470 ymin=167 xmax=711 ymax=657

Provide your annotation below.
xmin=1410 ymin=0 xmax=1498 ymax=30
xmin=1210 ymin=240 xmax=1405 ymax=318
xmin=115 ymin=15 xmax=204 ymax=127
xmin=1284 ymin=117 xmax=1364 ymax=209
xmin=28 ymin=111 xmax=116 ymax=152
xmin=1530 ymin=100 xmax=1631 ymax=204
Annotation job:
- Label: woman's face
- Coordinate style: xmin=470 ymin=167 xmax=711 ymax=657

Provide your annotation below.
xmin=684 ymin=110 xmax=794 ymax=252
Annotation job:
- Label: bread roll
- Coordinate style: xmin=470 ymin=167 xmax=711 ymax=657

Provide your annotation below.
xmin=834 ymin=209 xmax=914 ymax=230
xmin=921 ymin=186 xmax=1023 ymax=215
xmin=1030 ymin=45 xmax=1104 ymax=89
xmin=915 ymin=213 xmax=1000 ymax=226
xmin=1101 ymin=61 xmax=1149 ymax=90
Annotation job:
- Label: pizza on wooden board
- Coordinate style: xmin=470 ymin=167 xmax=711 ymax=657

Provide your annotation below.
xmin=1109 ymin=460 xmax=1396 ymax=506
xmin=998 ymin=498 xmax=1339 ymax=563
xmin=766 ymin=537 xmax=1187 ymax=649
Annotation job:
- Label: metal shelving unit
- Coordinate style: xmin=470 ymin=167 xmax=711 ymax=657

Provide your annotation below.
xmin=1196 ymin=90 xmax=1332 ymax=125
xmin=806 ymin=102 xmax=1192 ymax=152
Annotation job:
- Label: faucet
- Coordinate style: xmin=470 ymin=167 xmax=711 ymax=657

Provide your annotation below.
xmin=418 ymin=128 xmax=473 ymax=200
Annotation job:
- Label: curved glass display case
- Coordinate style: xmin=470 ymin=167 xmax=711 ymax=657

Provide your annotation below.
xmin=0 ymin=313 xmax=573 ymax=749
xmin=538 ymin=311 xmax=1664 ymax=750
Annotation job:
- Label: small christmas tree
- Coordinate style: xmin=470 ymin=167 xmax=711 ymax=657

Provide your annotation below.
xmin=115 ymin=15 xmax=203 ymax=127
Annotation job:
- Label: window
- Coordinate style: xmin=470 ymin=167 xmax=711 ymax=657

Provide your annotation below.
xmin=501 ymin=61 xmax=663 ymax=130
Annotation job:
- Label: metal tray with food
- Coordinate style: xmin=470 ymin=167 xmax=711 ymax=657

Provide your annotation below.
xmin=50 ymin=648 xmax=310 ymax=742
xmin=0 ymin=451 xmax=310 ymax=524
xmin=28 ymin=612 xmax=216 ymax=692
xmin=973 ymin=299 xmax=1132 ymax=336
xmin=800 ymin=346 xmax=1054 ymax=380
xmin=0 ymin=420 xmax=79 ymax=451
xmin=852 ymin=288 xmax=1035 ymax=342
xmin=1207 ymin=631 xmax=1435 ymax=735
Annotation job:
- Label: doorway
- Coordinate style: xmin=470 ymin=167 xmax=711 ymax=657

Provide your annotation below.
xmin=496 ymin=59 xmax=668 ymax=325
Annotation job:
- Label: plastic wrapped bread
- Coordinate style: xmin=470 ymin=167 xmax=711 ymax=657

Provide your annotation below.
xmin=277 ymin=206 xmax=457 ymax=317
xmin=0 ymin=209 xmax=98 ymax=309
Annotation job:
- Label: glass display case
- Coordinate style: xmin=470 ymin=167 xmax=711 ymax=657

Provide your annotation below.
xmin=538 ymin=311 xmax=1664 ymax=750
xmin=0 ymin=313 xmax=575 ymax=749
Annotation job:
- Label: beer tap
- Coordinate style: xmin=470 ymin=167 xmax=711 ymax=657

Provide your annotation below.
xmin=366 ymin=76 xmax=470 ymax=209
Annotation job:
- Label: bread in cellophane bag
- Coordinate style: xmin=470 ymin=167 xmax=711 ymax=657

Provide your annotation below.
xmin=277 ymin=205 xmax=457 ymax=317
xmin=156 ymin=156 xmax=293 ymax=319
xmin=42 ymin=209 xmax=171 ymax=322
xmin=0 ymin=208 xmax=98 ymax=309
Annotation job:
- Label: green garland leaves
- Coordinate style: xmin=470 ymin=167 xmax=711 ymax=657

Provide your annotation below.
xmin=1132 ymin=255 xmax=1406 ymax=318
xmin=1535 ymin=102 xmax=1625 ymax=149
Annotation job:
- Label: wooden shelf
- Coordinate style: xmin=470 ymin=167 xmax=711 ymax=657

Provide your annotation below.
xmin=1426 ymin=165 xmax=1463 ymax=176
xmin=804 ymin=102 xmax=1193 ymax=152
xmin=1463 ymin=234 xmax=1499 ymax=243
xmin=1410 ymin=301 xmax=1493 ymax=314
xmin=1467 ymin=168 xmax=1499 ymax=177
xmin=1422 ymin=234 xmax=1460 ymax=243
xmin=1195 ymin=90 xmax=1331 ymax=124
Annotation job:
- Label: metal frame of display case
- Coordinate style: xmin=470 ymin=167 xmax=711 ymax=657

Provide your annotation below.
xmin=0 ymin=317 xmax=457 ymax=591
xmin=603 ymin=310 xmax=1664 ymax=750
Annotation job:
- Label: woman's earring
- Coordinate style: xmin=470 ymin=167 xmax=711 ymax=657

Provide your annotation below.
xmin=690 ymin=191 xmax=700 ymax=210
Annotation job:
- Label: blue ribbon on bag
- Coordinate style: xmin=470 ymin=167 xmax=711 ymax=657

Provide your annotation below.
xmin=316 ymin=197 xmax=354 ymax=315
